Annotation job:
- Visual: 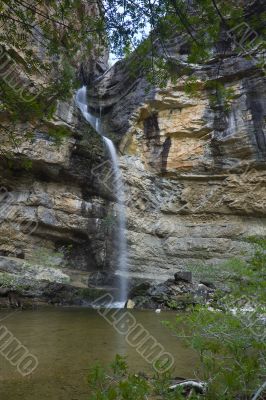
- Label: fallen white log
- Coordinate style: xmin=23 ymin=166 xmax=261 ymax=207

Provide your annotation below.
xmin=169 ymin=380 xmax=207 ymax=394
xmin=251 ymin=381 xmax=266 ymax=400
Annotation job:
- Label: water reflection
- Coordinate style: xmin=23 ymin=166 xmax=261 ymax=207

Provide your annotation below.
xmin=0 ymin=308 xmax=197 ymax=400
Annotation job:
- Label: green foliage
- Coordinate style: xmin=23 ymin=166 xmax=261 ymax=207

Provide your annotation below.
xmin=0 ymin=0 xmax=103 ymax=146
xmin=46 ymin=124 xmax=71 ymax=145
xmin=110 ymin=354 xmax=129 ymax=377
xmin=87 ymin=355 xmax=187 ymax=400
xmin=0 ymin=272 xmax=33 ymax=293
xmin=0 ymin=0 xmax=262 ymax=152
xmin=184 ymin=76 xmax=202 ymax=98
xmin=247 ymin=237 xmax=266 ymax=271
xmin=170 ymin=238 xmax=266 ymax=400
xmin=166 ymin=295 xmax=194 ymax=310
xmin=0 ymin=272 xmax=16 ymax=288
xmin=206 ymin=81 xmax=236 ymax=112
xmin=152 ymin=366 xmax=181 ymax=399
xmin=184 ymin=77 xmax=236 ymax=112
xmin=173 ymin=307 xmax=265 ymax=399
xmin=0 ymin=80 xmax=44 ymax=121
xmin=87 ymin=240 xmax=265 ymax=400
xmin=20 ymin=158 xmax=33 ymax=170
xmin=106 ymin=0 xmax=264 ymax=83
xmin=26 ymin=247 xmax=64 ymax=269
xmin=87 ymin=355 xmax=150 ymax=400
xmin=166 ymin=299 xmax=179 ymax=310
xmin=1 ymin=153 xmax=33 ymax=172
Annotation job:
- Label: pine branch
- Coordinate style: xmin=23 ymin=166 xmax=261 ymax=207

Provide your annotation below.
xmin=211 ymin=0 xmax=228 ymax=28
xmin=168 ymin=0 xmax=199 ymax=46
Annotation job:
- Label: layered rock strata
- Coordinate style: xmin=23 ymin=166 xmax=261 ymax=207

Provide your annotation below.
xmin=89 ymin=33 xmax=266 ymax=283
xmin=0 ymin=3 xmax=265 ymax=303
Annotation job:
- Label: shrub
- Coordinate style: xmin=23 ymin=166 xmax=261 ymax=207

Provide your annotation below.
xmin=87 ymin=355 xmax=187 ymax=400
xmin=88 ymin=239 xmax=265 ymax=399
xmin=168 ymin=238 xmax=266 ymax=400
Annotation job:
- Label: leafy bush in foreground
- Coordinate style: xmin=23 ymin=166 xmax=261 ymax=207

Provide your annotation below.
xmin=167 ymin=238 xmax=266 ymax=400
xmin=87 ymin=355 xmax=191 ymax=400
xmin=88 ymin=239 xmax=265 ymax=399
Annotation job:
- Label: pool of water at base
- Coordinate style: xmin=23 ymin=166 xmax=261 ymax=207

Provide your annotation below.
xmin=0 ymin=308 xmax=198 ymax=400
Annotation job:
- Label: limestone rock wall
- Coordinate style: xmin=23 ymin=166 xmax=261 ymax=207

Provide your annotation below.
xmin=90 ymin=48 xmax=266 ymax=283
xmin=0 ymin=102 xmax=119 ymax=272
xmin=0 ymin=1 xmax=120 ymax=297
xmin=0 ymin=4 xmax=265 ymax=296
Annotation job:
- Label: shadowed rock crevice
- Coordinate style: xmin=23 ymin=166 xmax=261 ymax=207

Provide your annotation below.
xmin=244 ymin=77 xmax=266 ymax=156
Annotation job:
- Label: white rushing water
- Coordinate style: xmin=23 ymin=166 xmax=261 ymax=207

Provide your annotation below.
xmin=76 ymin=86 xmax=128 ymax=307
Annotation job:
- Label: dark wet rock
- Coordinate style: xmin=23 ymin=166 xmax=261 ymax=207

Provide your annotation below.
xmin=129 ymin=282 xmax=152 ymax=298
xmin=42 ymin=282 xmax=108 ymax=306
xmin=134 ymin=297 xmax=159 ymax=309
xmin=0 ymin=287 xmax=22 ymax=308
xmin=174 ymin=271 xmax=193 ymax=283
xmin=0 ymin=277 xmax=109 ymax=309
xmin=148 ymin=281 xmax=174 ymax=301
xmin=0 ymin=287 xmax=10 ymax=296
xmin=200 ymin=280 xmax=216 ymax=289
xmin=88 ymin=271 xmax=118 ymax=288
xmin=130 ymin=274 xmax=215 ymax=310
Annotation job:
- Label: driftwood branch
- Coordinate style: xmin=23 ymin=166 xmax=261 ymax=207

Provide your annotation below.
xmin=251 ymin=381 xmax=266 ymax=400
xmin=169 ymin=380 xmax=207 ymax=394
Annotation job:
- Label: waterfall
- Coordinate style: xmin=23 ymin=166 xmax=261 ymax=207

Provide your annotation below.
xmin=76 ymin=86 xmax=128 ymax=307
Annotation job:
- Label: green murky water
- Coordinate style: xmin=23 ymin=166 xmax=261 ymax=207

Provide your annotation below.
xmin=0 ymin=308 xmax=196 ymax=399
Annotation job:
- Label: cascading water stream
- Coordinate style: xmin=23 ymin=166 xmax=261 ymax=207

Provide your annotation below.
xmin=76 ymin=86 xmax=128 ymax=307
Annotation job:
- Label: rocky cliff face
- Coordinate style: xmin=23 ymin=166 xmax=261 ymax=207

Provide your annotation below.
xmin=0 ymin=3 xmax=118 ymax=305
xmin=0 ymin=93 xmax=123 ymax=300
xmin=89 ymin=35 xmax=266 ymax=283
xmin=0 ymin=10 xmax=265 ymax=305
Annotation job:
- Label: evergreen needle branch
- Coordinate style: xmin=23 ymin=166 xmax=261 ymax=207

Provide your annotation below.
xmin=169 ymin=0 xmax=199 ymax=46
